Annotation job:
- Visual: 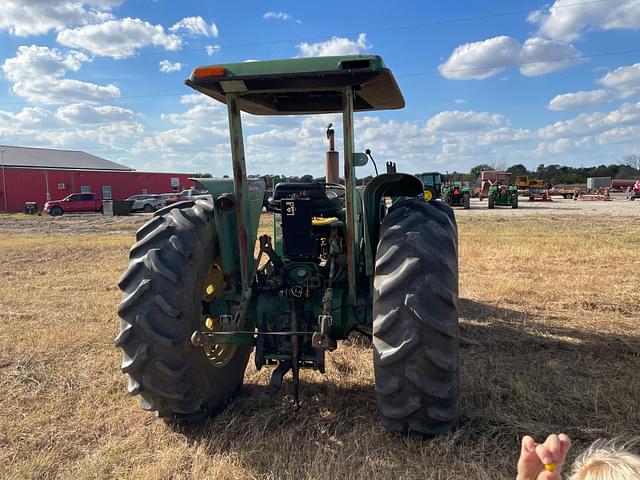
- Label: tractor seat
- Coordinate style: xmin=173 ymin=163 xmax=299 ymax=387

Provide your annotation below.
xmin=266 ymin=182 xmax=343 ymax=216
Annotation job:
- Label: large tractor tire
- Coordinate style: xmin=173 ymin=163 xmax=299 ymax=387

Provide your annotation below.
xmin=373 ymin=199 xmax=460 ymax=436
xmin=512 ymin=192 xmax=519 ymax=209
xmin=463 ymin=193 xmax=471 ymax=210
xmin=488 ymin=194 xmax=495 ymax=209
xmin=423 ymin=186 xmax=437 ymax=202
xmin=115 ymin=199 xmax=251 ymax=419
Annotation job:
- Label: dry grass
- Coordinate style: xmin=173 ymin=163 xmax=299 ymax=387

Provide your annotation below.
xmin=1 ymin=211 xmax=639 ymax=479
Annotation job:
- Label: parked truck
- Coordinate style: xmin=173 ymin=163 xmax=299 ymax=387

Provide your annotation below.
xmin=43 ymin=193 xmax=103 ymax=216
xmin=164 ymin=188 xmax=211 ymax=205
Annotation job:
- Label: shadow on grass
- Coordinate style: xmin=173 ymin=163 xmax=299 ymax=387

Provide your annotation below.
xmin=169 ymin=297 xmax=639 ymax=478
xmin=459 ymin=298 xmax=638 ymax=355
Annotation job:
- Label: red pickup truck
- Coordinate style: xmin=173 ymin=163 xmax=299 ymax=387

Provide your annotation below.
xmin=44 ymin=193 xmax=103 ymax=216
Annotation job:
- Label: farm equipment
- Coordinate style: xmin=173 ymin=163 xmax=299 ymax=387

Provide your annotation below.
xmin=479 ymin=170 xmax=511 ymax=200
xmin=550 ymin=186 xmax=581 ymax=199
xmin=576 ymin=188 xmax=612 ymax=201
xmin=527 ymin=187 xmax=551 ymax=202
xmin=442 ymin=182 xmax=471 ymax=209
xmin=115 ymin=55 xmax=460 ymax=436
xmin=515 ymin=176 xmax=550 ymax=200
xmin=419 ymin=171 xmax=442 ymax=201
xmin=488 ymin=184 xmax=518 ymax=209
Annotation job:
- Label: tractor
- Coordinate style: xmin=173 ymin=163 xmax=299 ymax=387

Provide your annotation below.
xmin=442 ymin=182 xmax=471 ymax=209
xmin=115 ymin=55 xmax=460 ymax=436
xmin=419 ymin=171 xmax=442 ymax=202
xmin=488 ymin=184 xmax=518 ymax=209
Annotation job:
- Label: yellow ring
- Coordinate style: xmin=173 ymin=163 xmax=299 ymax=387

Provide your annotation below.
xmin=423 ymin=190 xmax=433 ymax=201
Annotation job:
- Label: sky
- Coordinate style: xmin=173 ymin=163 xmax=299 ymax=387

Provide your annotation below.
xmin=1 ymin=0 xmax=639 ymax=177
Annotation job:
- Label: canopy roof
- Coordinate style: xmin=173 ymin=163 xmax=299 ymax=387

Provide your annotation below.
xmin=185 ymin=55 xmax=404 ymax=115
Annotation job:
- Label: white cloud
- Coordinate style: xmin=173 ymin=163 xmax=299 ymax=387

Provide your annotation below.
xmin=0 ymin=104 xmax=143 ymax=152
xmin=263 ymin=12 xmax=292 ymax=21
xmin=439 ymin=36 xmax=520 ymax=80
xmin=477 ymin=127 xmax=535 ymax=145
xmin=519 ymin=37 xmax=584 ymax=76
xmin=426 ymin=110 xmax=506 ymax=133
xmin=170 ymin=16 xmax=218 ymax=37
xmin=2 ymin=45 xmax=89 ymax=82
xmin=0 ymin=107 xmax=57 ymax=129
xmin=159 ymin=60 xmax=183 ymax=73
xmin=539 ymin=101 xmax=640 ymax=139
xmin=454 ymin=98 xmax=466 ymax=105
xmin=548 ymin=89 xmax=610 ymax=110
xmin=11 ymin=78 xmax=120 ymax=105
xmin=0 ymin=0 xmax=120 ymax=36
xmin=55 ymin=103 xmax=134 ymax=124
xmin=440 ymin=35 xmax=584 ymax=80
xmin=2 ymin=45 xmax=119 ymax=105
xmin=206 ymin=45 xmax=221 ymax=56
xmin=160 ymin=94 xmax=226 ymax=125
xmin=297 ymin=33 xmax=370 ymax=57
xmin=530 ymin=0 xmax=640 ymax=42
xmin=596 ymin=124 xmax=640 ymax=144
xmin=598 ymin=63 xmax=640 ymax=98
xmin=57 ymin=18 xmax=182 ymax=58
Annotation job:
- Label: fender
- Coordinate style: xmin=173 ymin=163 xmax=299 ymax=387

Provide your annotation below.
xmin=362 ymin=173 xmax=424 ymax=276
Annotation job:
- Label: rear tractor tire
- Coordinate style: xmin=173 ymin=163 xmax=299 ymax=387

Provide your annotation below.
xmin=512 ymin=193 xmax=519 ymax=209
xmin=373 ymin=199 xmax=460 ymax=436
xmin=115 ymin=199 xmax=251 ymax=419
xmin=463 ymin=193 xmax=470 ymax=210
xmin=488 ymin=194 xmax=495 ymax=209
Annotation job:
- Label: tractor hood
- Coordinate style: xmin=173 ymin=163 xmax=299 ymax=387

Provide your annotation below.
xmin=185 ymin=55 xmax=405 ymax=115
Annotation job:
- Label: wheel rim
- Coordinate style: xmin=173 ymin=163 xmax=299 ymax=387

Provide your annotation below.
xmin=423 ymin=190 xmax=433 ymax=202
xmin=201 ymin=259 xmax=237 ymax=368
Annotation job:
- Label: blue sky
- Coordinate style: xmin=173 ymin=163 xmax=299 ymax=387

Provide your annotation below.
xmin=1 ymin=0 xmax=639 ymax=177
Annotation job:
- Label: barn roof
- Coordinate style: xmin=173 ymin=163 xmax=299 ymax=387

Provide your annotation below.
xmin=0 ymin=145 xmax=133 ymax=171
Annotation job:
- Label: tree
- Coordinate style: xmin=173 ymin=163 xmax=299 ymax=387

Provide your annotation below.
xmin=470 ymin=164 xmax=492 ymax=179
xmin=507 ymin=164 xmax=528 ymax=176
xmin=623 ymin=153 xmax=640 ymax=171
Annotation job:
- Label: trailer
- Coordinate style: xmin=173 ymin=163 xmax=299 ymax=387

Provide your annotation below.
xmin=576 ymin=188 xmax=612 ymax=201
xmin=528 ymin=187 xmax=551 ymax=201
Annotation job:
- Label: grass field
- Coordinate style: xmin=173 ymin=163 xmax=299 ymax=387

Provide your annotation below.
xmin=1 ymin=209 xmax=639 ymax=479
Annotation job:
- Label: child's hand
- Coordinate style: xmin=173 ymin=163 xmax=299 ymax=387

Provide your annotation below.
xmin=517 ymin=434 xmax=572 ymax=480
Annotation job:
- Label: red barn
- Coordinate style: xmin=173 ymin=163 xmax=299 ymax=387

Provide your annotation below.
xmin=0 ymin=145 xmax=196 ymax=212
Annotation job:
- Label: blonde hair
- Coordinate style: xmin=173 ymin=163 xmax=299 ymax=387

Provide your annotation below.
xmin=569 ymin=439 xmax=640 ymax=480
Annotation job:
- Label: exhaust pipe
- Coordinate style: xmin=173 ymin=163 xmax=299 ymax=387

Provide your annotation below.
xmin=325 ymin=123 xmax=339 ymax=184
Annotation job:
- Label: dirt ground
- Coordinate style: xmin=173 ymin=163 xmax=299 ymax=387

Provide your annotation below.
xmin=1 ymin=197 xmax=638 ymax=236
xmin=0 ymin=200 xmax=639 ymax=479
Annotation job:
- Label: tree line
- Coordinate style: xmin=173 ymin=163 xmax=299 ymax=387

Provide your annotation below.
xmin=195 ymin=154 xmax=640 ymax=187
xmin=453 ymin=154 xmax=640 ymax=185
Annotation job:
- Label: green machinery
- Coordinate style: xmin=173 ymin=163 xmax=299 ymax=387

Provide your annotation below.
xmin=488 ymin=184 xmax=518 ymax=209
xmin=115 ymin=55 xmax=460 ymax=436
xmin=419 ymin=172 xmax=442 ymax=201
xmin=442 ymin=182 xmax=471 ymax=209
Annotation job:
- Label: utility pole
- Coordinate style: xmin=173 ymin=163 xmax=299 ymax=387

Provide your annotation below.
xmin=1 ymin=148 xmax=6 ymax=213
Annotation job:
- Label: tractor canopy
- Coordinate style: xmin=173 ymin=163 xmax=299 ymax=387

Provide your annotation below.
xmin=185 ymin=55 xmax=404 ymax=115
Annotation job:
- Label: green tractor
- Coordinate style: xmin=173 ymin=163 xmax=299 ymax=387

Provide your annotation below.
xmin=419 ymin=171 xmax=442 ymax=202
xmin=115 ymin=55 xmax=460 ymax=436
xmin=442 ymin=182 xmax=471 ymax=209
xmin=488 ymin=184 xmax=518 ymax=209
